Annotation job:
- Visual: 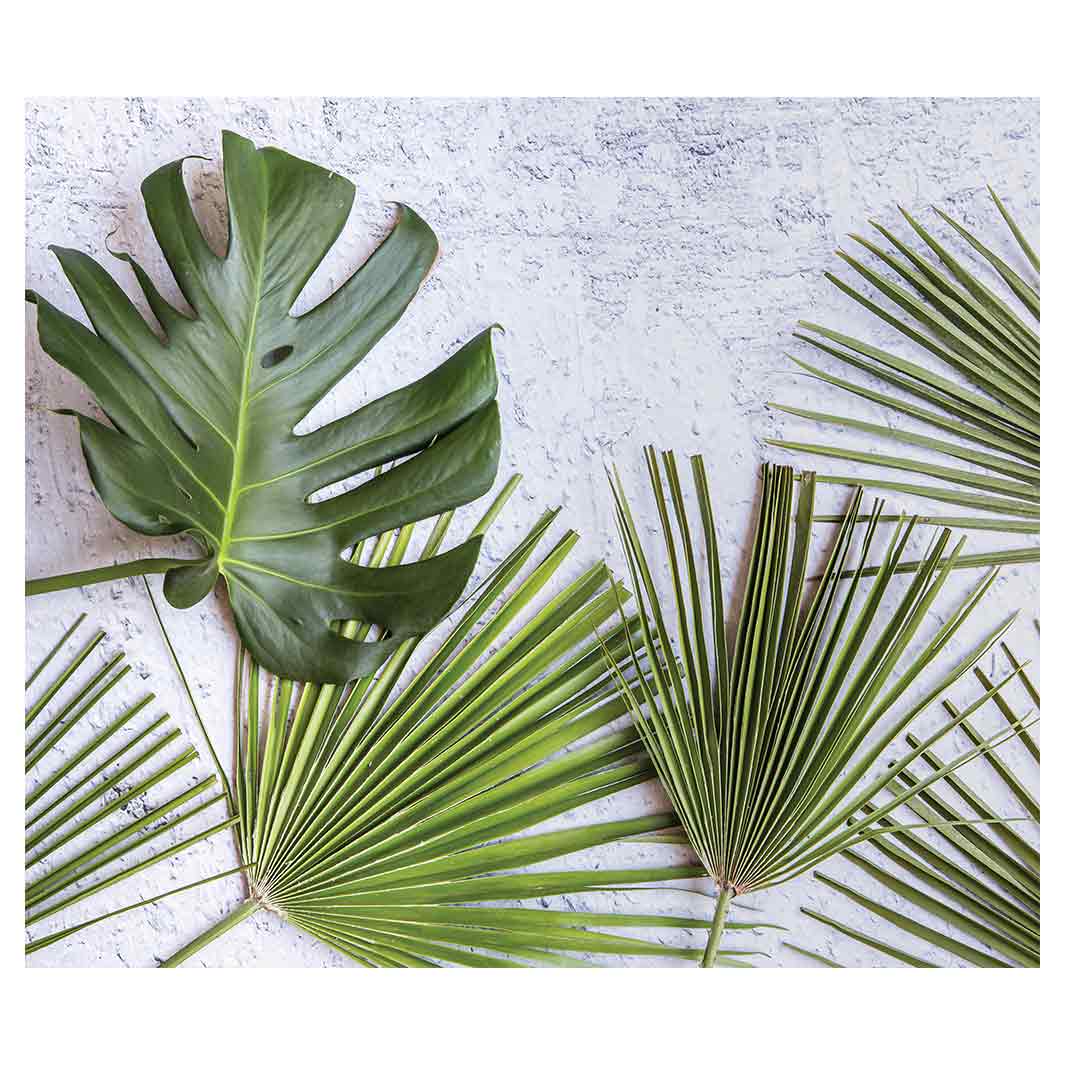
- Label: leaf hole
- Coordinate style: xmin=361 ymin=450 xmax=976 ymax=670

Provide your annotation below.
xmin=261 ymin=344 xmax=294 ymax=369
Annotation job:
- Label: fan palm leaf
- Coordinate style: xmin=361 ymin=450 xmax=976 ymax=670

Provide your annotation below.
xmin=26 ymin=613 xmax=239 ymax=958
xmin=788 ymin=642 xmax=1038 ymax=967
xmin=606 ymin=449 xmax=1029 ymax=966
xmin=769 ymin=188 xmax=1039 ymax=571
xmin=160 ymin=477 xmax=772 ymax=967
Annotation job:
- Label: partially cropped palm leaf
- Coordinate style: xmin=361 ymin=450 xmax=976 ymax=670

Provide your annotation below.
xmin=790 ymin=642 xmax=1038 ymax=967
xmin=26 ymin=130 xmax=501 ymax=682
xmin=769 ymin=188 xmax=1039 ymax=571
xmin=161 ymin=479 xmax=769 ymax=968
xmin=26 ymin=613 xmax=239 ymax=958
xmin=607 ymin=450 xmax=1026 ymax=966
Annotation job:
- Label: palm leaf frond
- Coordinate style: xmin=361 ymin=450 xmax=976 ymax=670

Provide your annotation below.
xmin=25 ymin=614 xmax=239 ymax=957
xmin=162 ymin=480 xmax=760 ymax=967
xmin=792 ymin=644 xmax=1038 ymax=967
xmin=770 ymin=188 xmax=1039 ymax=568
xmin=607 ymin=450 xmax=1028 ymax=966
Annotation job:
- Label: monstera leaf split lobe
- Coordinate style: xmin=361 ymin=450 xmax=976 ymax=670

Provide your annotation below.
xmin=27 ymin=132 xmax=502 ymax=683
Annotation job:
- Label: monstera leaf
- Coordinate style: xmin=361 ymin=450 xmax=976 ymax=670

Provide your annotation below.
xmin=26 ymin=131 xmax=501 ymax=682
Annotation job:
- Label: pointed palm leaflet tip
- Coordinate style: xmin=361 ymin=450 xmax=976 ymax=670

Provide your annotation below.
xmin=27 ymin=131 xmax=502 ymax=682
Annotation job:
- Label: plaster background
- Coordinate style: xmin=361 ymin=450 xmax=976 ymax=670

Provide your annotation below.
xmin=24 ymin=97 xmax=1040 ymax=967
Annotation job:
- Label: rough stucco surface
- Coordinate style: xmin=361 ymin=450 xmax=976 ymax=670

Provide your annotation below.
xmin=25 ymin=97 xmax=1039 ymax=968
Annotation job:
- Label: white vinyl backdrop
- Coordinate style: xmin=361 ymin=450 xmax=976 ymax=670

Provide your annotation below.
xmin=24 ymin=96 xmax=1039 ymax=967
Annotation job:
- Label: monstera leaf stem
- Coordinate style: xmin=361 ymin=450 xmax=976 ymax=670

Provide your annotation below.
xmin=26 ymin=557 xmax=189 ymax=597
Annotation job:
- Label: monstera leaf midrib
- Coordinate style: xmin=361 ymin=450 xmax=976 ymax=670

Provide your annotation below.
xmin=217 ymin=229 xmax=284 ymax=570
xmin=221 ymin=255 xmax=265 ymax=549
xmin=28 ymin=130 xmax=502 ymax=683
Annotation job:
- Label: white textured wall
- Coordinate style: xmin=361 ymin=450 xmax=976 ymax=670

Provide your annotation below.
xmin=25 ymin=97 xmax=1039 ymax=967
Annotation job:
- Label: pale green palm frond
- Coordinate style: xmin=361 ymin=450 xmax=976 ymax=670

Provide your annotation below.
xmin=769 ymin=188 xmax=1039 ymax=571
xmin=162 ymin=477 xmax=766 ymax=968
xmin=789 ymin=642 xmax=1039 ymax=967
xmin=607 ymin=449 xmax=1029 ymax=966
xmin=25 ymin=614 xmax=239 ymax=957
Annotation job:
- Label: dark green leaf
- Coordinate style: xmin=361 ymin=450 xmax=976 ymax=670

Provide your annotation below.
xmin=27 ymin=131 xmax=501 ymax=682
